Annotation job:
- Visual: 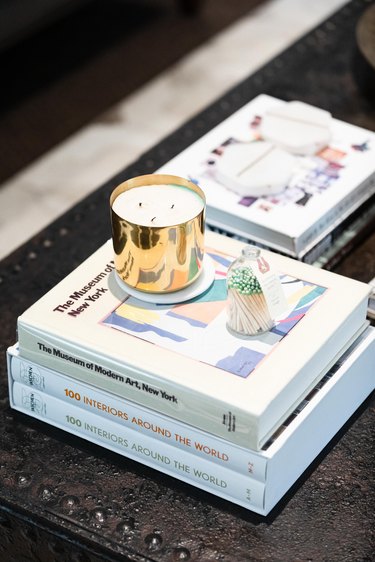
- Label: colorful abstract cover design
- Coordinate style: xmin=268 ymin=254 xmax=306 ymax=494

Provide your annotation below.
xmin=157 ymin=95 xmax=375 ymax=257
xmin=102 ymin=249 xmax=326 ymax=378
xmin=161 ymin=95 xmax=373 ymax=213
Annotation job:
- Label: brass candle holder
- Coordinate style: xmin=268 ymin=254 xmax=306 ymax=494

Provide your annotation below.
xmin=110 ymin=174 xmax=206 ymax=294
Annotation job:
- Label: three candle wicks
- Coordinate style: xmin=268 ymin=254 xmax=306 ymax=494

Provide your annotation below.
xmin=138 ymin=202 xmax=175 ymax=224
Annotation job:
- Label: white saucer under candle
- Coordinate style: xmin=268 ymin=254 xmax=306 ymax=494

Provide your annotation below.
xmin=114 ymin=254 xmax=215 ymax=304
xmin=110 ymin=174 xmax=206 ymax=294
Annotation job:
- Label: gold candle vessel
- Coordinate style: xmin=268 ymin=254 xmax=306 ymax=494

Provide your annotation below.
xmin=110 ymin=174 xmax=206 ymax=294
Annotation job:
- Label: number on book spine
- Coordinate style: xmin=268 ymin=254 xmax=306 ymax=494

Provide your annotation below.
xmin=65 ymin=389 xmax=81 ymax=401
xmin=66 ymin=415 xmax=82 ymax=427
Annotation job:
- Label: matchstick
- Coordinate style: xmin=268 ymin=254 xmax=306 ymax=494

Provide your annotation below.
xmin=227 ymin=265 xmax=274 ymax=336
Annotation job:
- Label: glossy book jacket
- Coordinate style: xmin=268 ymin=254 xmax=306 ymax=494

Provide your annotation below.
xmin=17 ymin=231 xmax=370 ymax=450
xmin=158 ymin=95 xmax=375 ymax=258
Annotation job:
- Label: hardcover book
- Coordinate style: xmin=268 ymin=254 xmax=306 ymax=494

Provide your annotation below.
xmin=7 ymin=327 xmax=375 ymax=515
xmin=157 ymin=95 xmax=375 ymax=259
xmin=17 ymin=231 xmax=370 ymax=450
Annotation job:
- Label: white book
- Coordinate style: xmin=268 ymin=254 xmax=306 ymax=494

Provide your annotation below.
xmin=17 ymin=231 xmax=370 ymax=451
xmin=9 ymin=381 xmax=266 ymax=513
xmin=7 ymin=343 xmax=268 ymax=482
xmin=7 ymin=327 xmax=375 ymax=485
xmin=8 ymin=327 xmax=375 ymax=515
xmin=157 ymin=94 xmax=375 ymax=258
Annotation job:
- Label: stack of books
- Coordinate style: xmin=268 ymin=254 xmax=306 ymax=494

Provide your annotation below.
xmin=7 ymin=231 xmax=374 ymax=515
xmin=158 ymin=95 xmax=375 ymax=266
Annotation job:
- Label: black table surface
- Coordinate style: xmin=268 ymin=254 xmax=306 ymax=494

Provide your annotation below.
xmin=1 ymin=1 xmax=374 ymax=561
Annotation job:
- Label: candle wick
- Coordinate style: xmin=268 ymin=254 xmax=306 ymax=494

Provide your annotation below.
xmin=171 ymin=204 xmax=175 ymax=209
xmin=139 ymin=202 xmax=142 ymax=207
xmin=151 ymin=216 xmax=156 ymax=222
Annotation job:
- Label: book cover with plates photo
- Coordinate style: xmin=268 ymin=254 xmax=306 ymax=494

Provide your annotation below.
xmin=157 ymin=94 xmax=375 ymax=259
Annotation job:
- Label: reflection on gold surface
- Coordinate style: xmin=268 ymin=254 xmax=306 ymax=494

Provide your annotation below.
xmin=110 ymin=174 xmax=205 ymax=293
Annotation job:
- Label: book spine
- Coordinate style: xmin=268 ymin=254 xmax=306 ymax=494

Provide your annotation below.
xmin=18 ymin=327 xmax=255 ymax=450
xmin=296 ymin=173 xmax=375 ymax=255
xmin=9 ymin=381 xmax=266 ymax=514
xmin=8 ymin=350 xmax=267 ymax=481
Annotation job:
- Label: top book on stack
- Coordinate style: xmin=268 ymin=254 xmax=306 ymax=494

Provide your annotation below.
xmin=17 ymin=231 xmax=370 ymax=451
xmin=158 ymin=95 xmax=375 ymax=259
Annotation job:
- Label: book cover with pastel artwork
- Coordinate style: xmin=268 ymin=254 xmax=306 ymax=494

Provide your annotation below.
xmin=17 ymin=231 xmax=370 ymax=450
xmin=157 ymin=95 xmax=375 ymax=258
xmin=101 ymin=247 xmax=325 ymax=379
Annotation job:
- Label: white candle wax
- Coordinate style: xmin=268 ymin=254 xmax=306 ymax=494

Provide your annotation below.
xmin=112 ymin=183 xmax=204 ymax=227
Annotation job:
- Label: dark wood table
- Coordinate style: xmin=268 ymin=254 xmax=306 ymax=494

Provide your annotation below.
xmin=0 ymin=1 xmax=374 ymax=560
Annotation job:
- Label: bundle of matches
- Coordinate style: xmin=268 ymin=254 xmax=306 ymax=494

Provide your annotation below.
xmin=227 ymin=265 xmax=274 ymax=336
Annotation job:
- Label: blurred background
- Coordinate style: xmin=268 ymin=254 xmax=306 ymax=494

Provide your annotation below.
xmin=0 ymin=0 xmax=348 ymax=259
